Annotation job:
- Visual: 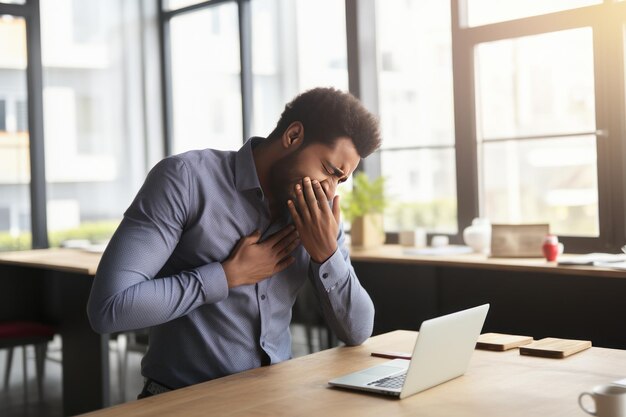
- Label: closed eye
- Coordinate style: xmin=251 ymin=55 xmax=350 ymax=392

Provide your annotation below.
xmin=324 ymin=161 xmax=347 ymax=183
xmin=323 ymin=164 xmax=334 ymax=176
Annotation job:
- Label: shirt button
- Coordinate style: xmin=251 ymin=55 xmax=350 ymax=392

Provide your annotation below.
xmin=261 ymin=294 xmax=266 ymax=300
xmin=261 ymin=341 xmax=265 ymax=347
xmin=322 ymin=273 xmax=329 ymax=279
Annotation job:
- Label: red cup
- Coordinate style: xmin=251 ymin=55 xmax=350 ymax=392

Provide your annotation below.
xmin=542 ymin=235 xmax=559 ymax=262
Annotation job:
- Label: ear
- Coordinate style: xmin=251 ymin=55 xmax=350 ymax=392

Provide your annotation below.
xmin=281 ymin=121 xmax=304 ymax=151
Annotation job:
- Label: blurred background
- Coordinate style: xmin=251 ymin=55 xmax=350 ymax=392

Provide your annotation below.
xmin=1 ymin=0 xmax=626 ymax=415
xmin=2 ymin=0 xmax=624 ymax=254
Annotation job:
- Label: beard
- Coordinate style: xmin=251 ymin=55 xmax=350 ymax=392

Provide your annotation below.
xmin=267 ymin=150 xmax=302 ymax=220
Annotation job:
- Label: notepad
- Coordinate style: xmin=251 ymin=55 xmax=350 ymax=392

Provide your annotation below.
xmin=519 ymin=337 xmax=591 ymax=358
xmin=475 ymin=333 xmax=534 ymax=351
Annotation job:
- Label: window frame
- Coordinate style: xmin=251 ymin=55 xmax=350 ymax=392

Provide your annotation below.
xmin=157 ymin=0 xmax=626 ymax=252
xmin=158 ymin=0 xmax=252 ymax=155
xmin=6 ymin=0 xmax=623 ymax=252
xmin=452 ymin=0 xmax=626 ymax=252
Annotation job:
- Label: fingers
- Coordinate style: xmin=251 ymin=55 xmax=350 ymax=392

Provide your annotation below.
xmin=295 ymin=182 xmax=312 ymax=223
xmin=233 ymin=230 xmax=260 ymax=254
xmin=272 ymin=227 xmax=299 ymax=252
xmin=265 ymin=224 xmax=295 ymax=246
xmin=321 ymin=180 xmax=332 ymax=201
xmin=246 ymin=229 xmax=262 ymax=243
xmin=302 ymin=178 xmax=319 ymax=216
xmin=313 ymin=179 xmax=332 ymax=215
xmin=273 ymin=255 xmax=295 ymax=274
xmin=276 ymin=234 xmax=300 ymax=257
xmin=287 ymin=199 xmax=303 ymax=229
xmin=332 ymin=194 xmax=341 ymax=225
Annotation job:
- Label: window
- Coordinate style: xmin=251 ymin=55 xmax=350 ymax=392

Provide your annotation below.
xmin=476 ymin=29 xmax=598 ymax=237
xmin=168 ymin=2 xmax=243 ymax=153
xmin=40 ymin=0 xmax=150 ymax=247
xmin=155 ymin=0 xmax=626 ymax=252
xmin=455 ymin=0 xmax=626 ymax=251
xmin=250 ymin=0 xmax=348 ymax=137
xmin=375 ymin=0 xmax=457 ymax=233
xmin=15 ymin=98 xmax=26 ymax=131
xmin=0 ymin=15 xmax=31 ymax=250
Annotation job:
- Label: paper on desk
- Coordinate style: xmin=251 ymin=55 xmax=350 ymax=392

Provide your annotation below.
xmin=593 ymin=261 xmax=626 ymax=271
xmin=557 ymin=253 xmax=626 ymax=266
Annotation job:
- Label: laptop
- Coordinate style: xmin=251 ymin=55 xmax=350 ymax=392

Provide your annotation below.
xmin=328 ymin=304 xmax=490 ymax=399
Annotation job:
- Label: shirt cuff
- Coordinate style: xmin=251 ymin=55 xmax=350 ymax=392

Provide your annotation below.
xmin=310 ymin=249 xmax=350 ymax=292
xmin=195 ymin=263 xmax=229 ymax=304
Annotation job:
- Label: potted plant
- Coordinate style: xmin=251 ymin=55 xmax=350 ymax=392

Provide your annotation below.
xmin=340 ymin=172 xmax=387 ymax=248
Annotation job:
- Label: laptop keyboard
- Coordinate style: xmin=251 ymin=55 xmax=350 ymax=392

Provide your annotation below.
xmin=368 ymin=373 xmax=407 ymax=389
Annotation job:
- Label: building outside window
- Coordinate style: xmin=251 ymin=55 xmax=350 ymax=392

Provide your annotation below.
xmin=375 ymin=0 xmax=457 ymax=234
xmin=0 ymin=14 xmax=31 ymax=250
xmin=39 ymin=0 xmax=152 ymax=248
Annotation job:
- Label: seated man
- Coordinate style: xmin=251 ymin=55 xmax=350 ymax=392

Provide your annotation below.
xmin=87 ymin=87 xmax=381 ymax=398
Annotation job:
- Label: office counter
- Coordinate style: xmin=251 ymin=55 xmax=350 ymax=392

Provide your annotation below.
xmin=350 ymin=245 xmax=626 ymax=349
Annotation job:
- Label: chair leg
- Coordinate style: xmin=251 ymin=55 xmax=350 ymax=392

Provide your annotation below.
xmin=4 ymin=347 xmax=13 ymax=390
xmin=22 ymin=345 xmax=28 ymax=405
xmin=117 ymin=333 xmax=128 ymax=402
xmin=305 ymin=325 xmax=315 ymax=354
xmin=34 ymin=343 xmax=47 ymax=403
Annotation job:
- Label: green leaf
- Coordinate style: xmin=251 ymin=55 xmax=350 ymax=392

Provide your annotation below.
xmin=340 ymin=173 xmax=388 ymax=222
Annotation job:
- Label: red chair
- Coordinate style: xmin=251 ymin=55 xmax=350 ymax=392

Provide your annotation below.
xmin=0 ymin=321 xmax=55 ymax=403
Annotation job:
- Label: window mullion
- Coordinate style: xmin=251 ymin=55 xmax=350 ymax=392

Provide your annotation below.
xmin=451 ymin=0 xmax=479 ymax=239
xmin=238 ymin=0 xmax=252 ymax=143
xmin=594 ymin=13 xmax=626 ymax=251
xmin=345 ymin=0 xmax=380 ymax=178
xmin=25 ymin=0 xmax=48 ymax=249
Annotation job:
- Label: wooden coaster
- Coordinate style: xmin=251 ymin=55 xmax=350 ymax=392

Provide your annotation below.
xmin=476 ymin=333 xmax=534 ymax=351
xmin=519 ymin=337 xmax=592 ymax=358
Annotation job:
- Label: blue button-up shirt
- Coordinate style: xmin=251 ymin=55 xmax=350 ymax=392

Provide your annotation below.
xmin=87 ymin=138 xmax=374 ymax=389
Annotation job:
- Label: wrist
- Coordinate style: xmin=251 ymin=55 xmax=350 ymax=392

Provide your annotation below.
xmin=221 ymin=260 xmax=238 ymax=288
xmin=311 ymin=244 xmax=337 ymax=264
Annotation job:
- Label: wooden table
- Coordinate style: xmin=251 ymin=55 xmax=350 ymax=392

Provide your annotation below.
xmin=82 ymin=330 xmax=626 ymax=417
xmin=0 ymin=248 xmax=107 ymax=415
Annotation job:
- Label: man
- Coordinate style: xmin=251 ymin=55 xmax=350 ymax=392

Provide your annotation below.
xmin=87 ymin=87 xmax=381 ymax=398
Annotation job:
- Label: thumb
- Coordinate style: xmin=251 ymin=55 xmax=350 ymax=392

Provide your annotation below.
xmin=332 ymin=195 xmax=341 ymax=224
xmin=246 ymin=229 xmax=262 ymax=244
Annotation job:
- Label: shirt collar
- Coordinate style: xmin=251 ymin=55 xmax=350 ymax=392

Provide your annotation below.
xmin=235 ymin=137 xmax=264 ymax=193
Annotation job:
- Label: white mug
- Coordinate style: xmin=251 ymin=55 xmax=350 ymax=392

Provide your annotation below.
xmin=431 ymin=235 xmax=449 ymax=248
xmin=579 ymin=384 xmax=626 ymax=417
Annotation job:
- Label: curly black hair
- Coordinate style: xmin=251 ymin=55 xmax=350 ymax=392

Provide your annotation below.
xmin=268 ymin=87 xmax=381 ymax=158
